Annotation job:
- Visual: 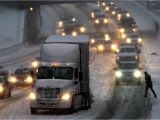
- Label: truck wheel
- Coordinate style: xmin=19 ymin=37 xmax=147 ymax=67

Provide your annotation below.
xmin=31 ymin=108 xmax=37 ymax=114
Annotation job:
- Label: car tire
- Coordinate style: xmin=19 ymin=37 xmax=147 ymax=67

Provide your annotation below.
xmin=31 ymin=108 xmax=37 ymax=114
xmin=7 ymin=91 xmax=11 ymax=98
xmin=69 ymin=95 xmax=76 ymax=114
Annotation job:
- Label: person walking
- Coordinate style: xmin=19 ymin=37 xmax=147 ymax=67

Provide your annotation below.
xmin=144 ymin=71 xmax=157 ymax=98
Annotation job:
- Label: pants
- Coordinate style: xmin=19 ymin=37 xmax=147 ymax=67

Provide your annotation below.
xmin=145 ymin=85 xmax=157 ymax=97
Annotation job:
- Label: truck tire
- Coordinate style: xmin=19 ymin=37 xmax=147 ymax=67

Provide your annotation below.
xmin=31 ymin=108 xmax=37 ymax=114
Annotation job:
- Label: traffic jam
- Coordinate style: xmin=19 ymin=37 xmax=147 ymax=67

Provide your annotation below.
xmin=0 ymin=0 xmax=159 ymax=119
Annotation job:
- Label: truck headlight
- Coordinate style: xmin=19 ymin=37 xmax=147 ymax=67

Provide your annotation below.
xmin=97 ymin=44 xmax=105 ymax=52
xmin=80 ymin=27 xmax=86 ymax=33
xmin=72 ymin=31 xmax=77 ymax=37
xmin=61 ymin=93 xmax=71 ymax=101
xmin=25 ymin=76 xmax=33 ymax=83
xmin=58 ymin=21 xmax=63 ymax=27
xmin=29 ymin=92 xmax=36 ymax=100
xmin=0 ymin=86 xmax=3 ymax=93
xmin=104 ymin=19 xmax=108 ymax=24
xmin=115 ymin=70 xmax=122 ymax=78
xmin=134 ymin=70 xmax=141 ymax=78
xmin=9 ymin=76 xmax=17 ymax=83
xmin=31 ymin=60 xmax=39 ymax=68
xmin=95 ymin=19 xmax=99 ymax=24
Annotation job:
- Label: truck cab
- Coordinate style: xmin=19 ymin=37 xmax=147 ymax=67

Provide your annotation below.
xmin=30 ymin=35 xmax=91 ymax=114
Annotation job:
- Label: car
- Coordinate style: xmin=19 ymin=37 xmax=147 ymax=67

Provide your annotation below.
xmin=91 ymin=8 xmax=103 ymax=19
xmin=9 ymin=67 xmax=36 ymax=87
xmin=94 ymin=12 xmax=108 ymax=26
xmin=126 ymin=33 xmax=143 ymax=47
xmin=114 ymin=61 xmax=143 ymax=85
xmin=116 ymin=10 xmax=131 ymax=21
xmin=0 ymin=76 xmax=11 ymax=99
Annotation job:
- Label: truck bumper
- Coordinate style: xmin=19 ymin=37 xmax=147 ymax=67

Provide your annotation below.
xmin=30 ymin=100 xmax=72 ymax=109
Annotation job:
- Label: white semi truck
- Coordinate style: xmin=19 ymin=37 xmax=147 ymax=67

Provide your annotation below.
xmin=29 ymin=35 xmax=91 ymax=114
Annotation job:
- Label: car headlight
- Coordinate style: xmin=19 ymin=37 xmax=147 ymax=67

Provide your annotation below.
xmin=29 ymin=92 xmax=36 ymax=100
xmin=138 ymin=38 xmax=142 ymax=43
xmin=25 ymin=76 xmax=33 ymax=83
xmin=106 ymin=6 xmax=109 ymax=11
xmin=133 ymin=28 xmax=136 ymax=32
xmin=126 ymin=38 xmax=131 ymax=44
xmin=105 ymin=34 xmax=110 ymax=41
xmin=72 ymin=18 xmax=76 ymax=22
xmin=95 ymin=19 xmax=99 ymax=24
xmin=91 ymin=13 xmax=95 ymax=18
xmin=9 ymin=76 xmax=17 ymax=83
xmin=58 ymin=21 xmax=63 ymax=27
xmin=134 ymin=70 xmax=141 ymax=78
xmin=120 ymin=28 xmax=125 ymax=33
xmin=97 ymin=44 xmax=105 ymax=52
xmin=31 ymin=60 xmax=39 ymax=68
xmin=80 ymin=27 xmax=86 ymax=33
xmin=111 ymin=44 xmax=118 ymax=51
xmin=121 ymin=33 xmax=126 ymax=39
xmin=72 ymin=31 xmax=77 ymax=37
xmin=112 ymin=11 xmax=116 ymax=15
xmin=62 ymin=32 xmax=66 ymax=36
xmin=0 ymin=86 xmax=3 ymax=93
xmin=118 ymin=14 xmax=121 ymax=18
xmin=102 ymin=2 xmax=106 ymax=6
xmin=90 ymin=38 xmax=95 ymax=44
xmin=126 ymin=13 xmax=130 ymax=17
xmin=61 ymin=93 xmax=71 ymax=101
xmin=115 ymin=70 xmax=122 ymax=78
xmin=104 ymin=19 xmax=108 ymax=24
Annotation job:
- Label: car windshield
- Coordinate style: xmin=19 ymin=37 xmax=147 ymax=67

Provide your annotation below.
xmin=119 ymin=56 xmax=136 ymax=61
xmin=120 ymin=18 xmax=136 ymax=28
xmin=128 ymin=34 xmax=139 ymax=38
xmin=119 ymin=63 xmax=138 ymax=69
xmin=14 ymin=68 xmax=30 ymax=75
xmin=97 ymin=14 xmax=105 ymax=18
xmin=120 ymin=48 xmax=136 ymax=53
xmin=37 ymin=66 xmax=74 ymax=80
xmin=92 ymin=33 xmax=104 ymax=38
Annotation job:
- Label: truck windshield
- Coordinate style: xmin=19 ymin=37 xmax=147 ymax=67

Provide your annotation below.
xmin=119 ymin=63 xmax=138 ymax=69
xmin=37 ymin=66 xmax=73 ymax=80
xmin=120 ymin=48 xmax=136 ymax=53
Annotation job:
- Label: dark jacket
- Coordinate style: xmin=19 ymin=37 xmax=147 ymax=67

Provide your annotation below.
xmin=145 ymin=74 xmax=152 ymax=87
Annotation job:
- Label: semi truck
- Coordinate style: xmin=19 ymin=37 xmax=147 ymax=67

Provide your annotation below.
xmin=29 ymin=35 xmax=91 ymax=114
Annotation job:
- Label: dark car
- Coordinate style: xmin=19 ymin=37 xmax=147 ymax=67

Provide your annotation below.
xmin=0 ymin=76 xmax=11 ymax=99
xmin=10 ymin=68 xmax=36 ymax=87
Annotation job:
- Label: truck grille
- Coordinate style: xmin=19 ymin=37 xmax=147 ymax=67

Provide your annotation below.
xmin=120 ymin=57 xmax=135 ymax=61
xmin=123 ymin=72 xmax=133 ymax=78
xmin=37 ymin=87 xmax=60 ymax=99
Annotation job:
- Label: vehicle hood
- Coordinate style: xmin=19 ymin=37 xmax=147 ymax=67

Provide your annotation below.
xmin=35 ymin=79 xmax=74 ymax=89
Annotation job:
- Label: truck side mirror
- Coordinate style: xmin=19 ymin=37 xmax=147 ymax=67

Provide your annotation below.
xmin=79 ymin=72 xmax=82 ymax=82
